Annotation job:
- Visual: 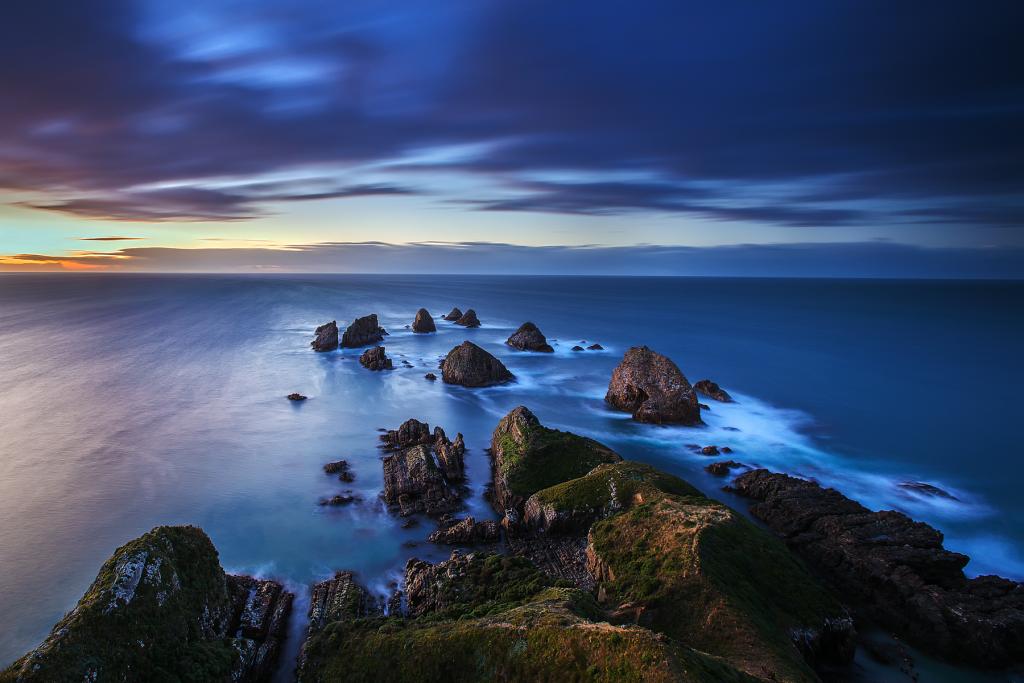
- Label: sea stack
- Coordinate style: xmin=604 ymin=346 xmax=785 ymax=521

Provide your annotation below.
xmin=440 ymin=341 xmax=513 ymax=387
xmin=506 ymin=322 xmax=554 ymax=352
xmin=443 ymin=307 xmax=463 ymax=321
xmin=694 ymin=379 xmax=733 ymax=402
xmin=340 ymin=314 xmax=387 ymax=348
xmin=411 ymin=308 xmax=436 ymax=333
xmin=311 ymin=320 xmax=339 ymax=351
xmin=359 ymin=346 xmax=393 ymax=370
xmin=605 ymin=346 xmax=701 ymax=425
xmin=454 ymin=309 xmax=480 ymax=328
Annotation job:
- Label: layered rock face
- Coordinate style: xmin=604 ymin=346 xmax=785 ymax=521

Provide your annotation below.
xmin=442 ymin=307 xmax=463 ymax=321
xmin=306 ymin=571 xmax=380 ymax=634
xmin=311 ymin=321 xmax=339 ymax=351
xmin=358 ymin=346 xmax=392 ymax=370
xmin=411 ymin=308 xmax=436 ymax=333
xmin=453 ymin=309 xmax=480 ymax=327
xmin=506 ymin=322 xmax=554 ymax=352
xmin=695 ymin=379 xmax=733 ymax=402
xmin=379 ymin=420 xmax=465 ymax=482
xmin=382 ymin=444 xmax=461 ymax=516
xmin=380 ymin=418 xmax=432 ymax=449
xmin=605 ymin=346 xmax=702 ymax=425
xmin=340 ymin=314 xmax=387 ymax=348
xmin=427 ymin=516 xmax=500 ymax=545
xmin=730 ymin=469 xmax=1024 ymax=669
xmin=1 ymin=526 xmax=292 ymax=683
xmin=440 ymin=341 xmax=513 ymax=387
xmin=490 ymin=406 xmax=621 ymax=523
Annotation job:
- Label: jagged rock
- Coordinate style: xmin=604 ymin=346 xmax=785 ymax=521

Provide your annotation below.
xmin=359 ymin=345 xmax=392 ymax=371
xmin=432 ymin=427 xmax=466 ymax=481
xmin=311 ymin=321 xmax=339 ymax=352
xmin=340 ymin=314 xmax=387 ymax=348
xmin=454 ymin=309 xmax=480 ymax=327
xmin=318 ymin=494 xmax=357 ymax=506
xmin=306 ymin=571 xmax=380 ymax=634
xmin=506 ymin=322 xmax=554 ymax=352
xmin=605 ymin=346 xmax=702 ymax=425
xmin=701 ymin=445 xmax=719 ymax=456
xmin=705 ymin=460 xmax=746 ymax=476
xmin=380 ymin=418 xmax=432 ymax=450
xmin=404 ymin=551 xmax=540 ymax=618
xmin=427 ymin=516 xmax=500 ymax=544
xmin=424 ymin=372 xmax=437 ymax=381
xmin=287 ymin=393 xmax=307 ymax=401
xmin=2 ymin=526 xmax=293 ymax=683
xmin=382 ymin=444 xmax=461 ymax=516
xmin=490 ymin=406 xmax=621 ymax=524
xmin=323 ymin=460 xmax=354 ymax=482
xmin=587 ymin=343 xmax=604 ymax=350
xmin=443 ymin=307 xmax=463 ymax=321
xmin=440 ymin=341 xmax=513 ymax=387
xmin=695 ymin=379 xmax=733 ymax=402
xmin=899 ymin=481 xmax=958 ymax=500
xmin=411 ymin=308 xmax=436 ymax=333
xmin=571 ymin=345 xmax=584 ymax=351
xmin=729 ymin=469 xmax=1024 ymax=668
xmin=721 ymin=446 xmax=733 ymax=454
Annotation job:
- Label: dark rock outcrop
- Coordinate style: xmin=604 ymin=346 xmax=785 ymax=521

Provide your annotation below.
xmin=442 ymin=307 xmax=462 ymax=321
xmin=411 ymin=308 xmax=436 ymax=333
xmin=340 ymin=314 xmax=387 ymax=348
xmin=587 ymin=343 xmax=604 ymax=350
xmin=898 ymin=481 xmax=958 ymax=500
xmin=358 ymin=346 xmax=392 ymax=371
xmin=701 ymin=445 xmax=720 ymax=456
xmin=287 ymin=393 xmax=307 ymax=401
xmin=427 ymin=516 xmax=500 ymax=545
xmin=729 ymin=469 xmax=1024 ymax=668
xmin=506 ymin=322 xmax=554 ymax=353
xmin=311 ymin=321 xmax=339 ymax=352
xmin=380 ymin=418 xmax=432 ymax=450
xmin=432 ymin=427 xmax=466 ymax=482
xmin=323 ymin=460 xmax=354 ymax=482
xmin=318 ymin=494 xmax=357 ymax=506
xmin=454 ymin=309 xmax=480 ymax=327
xmin=605 ymin=346 xmax=702 ymax=425
xmin=424 ymin=372 xmax=437 ymax=381
xmin=705 ymin=460 xmax=746 ymax=476
xmin=571 ymin=345 xmax=584 ymax=351
xmin=2 ymin=526 xmax=292 ymax=683
xmin=306 ymin=571 xmax=380 ymax=634
xmin=382 ymin=444 xmax=461 ymax=516
xmin=440 ymin=341 xmax=513 ymax=387
xmin=695 ymin=379 xmax=733 ymax=403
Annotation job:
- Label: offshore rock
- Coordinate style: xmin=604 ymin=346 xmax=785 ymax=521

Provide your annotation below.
xmin=442 ymin=307 xmax=463 ymax=321
xmin=411 ymin=308 xmax=436 ymax=333
xmin=587 ymin=343 xmax=604 ymax=350
xmin=340 ymin=314 xmax=387 ymax=348
xmin=427 ymin=516 xmax=500 ymax=545
xmin=424 ymin=372 xmax=437 ymax=381
xmin=380 ymin=418 xmax=432 ymax=450
xmin=705 ymin=460 xmax=746 ymax=476
xmin=432 ymin=426 xmax=466 ymax=482
xmin=605 ymin=346 xmax=702 ymax=425
xmin=358 ymin=346 xmax=392 ymax=371
xmin=311 ymin=321 xmax=339 ymax=352
xmin=695 ymin=379 xmax=733 ymax=403
xmin=287 ymin=393 xmax=307 ymax=401
xmin=440 ymin=341 xmax=513 ymax=387
xmin=454 ymin=309 xmax=481 ymax=328
xmin=729 ymin=469 xmax=1024 ymax=668
xmin=506 ymin=322 xmax=554 ymax=352
xmin=382 ymin=444 xmax=461 ymax=516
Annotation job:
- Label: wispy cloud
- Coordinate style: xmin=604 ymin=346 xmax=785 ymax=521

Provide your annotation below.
xmin=79 ymin=236 xmax=144 ymax=241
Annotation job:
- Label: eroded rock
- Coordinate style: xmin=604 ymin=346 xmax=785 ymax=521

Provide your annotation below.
xmin=695 ymin=379 xmax=733 ymax=402
xmin=440 ymin=341 xmax=513 ymax=387
xmin=411 ymin=308 xmax=436 ymax=333
xmin=506 ymin=322 xmax=554 ymax=352
xmin=341 ymin=314 xmax=387 ymax=348
xmin=359 ymin=345 xmax=393 ymax=371
xmin=427 ymin=516 xmax=500 ymax=545
xmin=454 ymin=309 xmax=480 ymax=327
xmin=311 ymin=321 xmax=339 ymax=352
xmin=442 ymin=307 xmax=463 ymax=321
xmin=605 ymin=346 xmax=702 ymax=425
xmin=382 ymin=444 xmax=461 ymax=516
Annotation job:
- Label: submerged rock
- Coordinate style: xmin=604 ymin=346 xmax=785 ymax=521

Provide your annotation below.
xmin=729 ymin=469 xmax=1024 ymax=668
xmin=571 ymin=345 xmax=584 ymax=351
xmin=705 ymin=460 xmax=746 ymax=476
xmin=454 ymin=309 xmax=480 ymax=327
xmin=340 ymin=314 xmax=387 ymax=348
xmin=587 ymin=343 xmax=604 ymax=350
xmin=358 ymin=345 xmax=393 ymax=371
xmin=440 ymin=341 xmax=513 ymax=387
xmin=605 ymin=346 xmax=702 ymax=425
xmin=695 ymin=379 xmax=733 ymax=403
xmin=2 ymin=526 xmax=293 ymax=683
xmin=701 ymin=445 xmax=720 ymax=456
xmin=898 ymin=481 xmax=959 ymax=500
xmin=424 ymin=372 xmax=437 ymax=381
xmin=427 ymin=516 xmax=500 ymax=545
xmin=323 ymin=460 xmax=354 ymax=482
xmin=318 ymin=494 xmax=357 ymax=506
xmin=411 ymin=308 xmax=436 ymax=333
xmin=382 ymin=444 xmax=461 ymax=517
xmin=311 ymin=320 xmax=339 ymax=352
xmin=287 ymin=393 xmax=307 ymax=401
xmin=442 ymin=307 xmax=463 ymax=321
xmin=506 ymin=322 xmax=554 ymax=352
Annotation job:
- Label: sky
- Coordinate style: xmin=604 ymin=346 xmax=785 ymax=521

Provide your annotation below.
xmin=0 ymin=1 xmax=1021 ymax=276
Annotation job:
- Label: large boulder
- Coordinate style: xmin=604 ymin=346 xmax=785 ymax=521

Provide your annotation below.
xmin=358 ymin=346 xmax=392 ymax=371
xmin=729 ymin=469 xmax=1024 ymax=669
xmin=442 ymin=307 xmax=463 ymax=321
xmin=694 ymin=379 xmax=733 ymax=402
xmin=490 ymin=406 xmax=621 ymax=522
xmin=605 ymin=346 xmax=702 ymax=425
xmin=381 ymin=444 xmax=461 ymax=517
xmin=506 ymin=322 xmax=554 ymax=353
xmin=311 ymin=321 xmax=339 ymax=351
xmin=340 ymin=314 xmax=387 ymax=348
xmin=1 ymin=526 xmax=293 ymax=683
xmin=411 ymin=308 xmax=436 ymax=333
xmin=454 ymin=309 xmax=480 ymax=328
xmin=440 ymin=341 xmax=513 ymax=387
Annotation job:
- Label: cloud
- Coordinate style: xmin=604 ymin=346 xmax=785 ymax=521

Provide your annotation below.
xmin=79 ymin=236 xmax=144 ymax=241
xmin=2 ymin=241 xmax=1021 ymax=279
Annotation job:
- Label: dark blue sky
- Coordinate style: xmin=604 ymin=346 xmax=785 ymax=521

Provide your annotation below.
xmin=1 ymin=1 xmax=1021 ymax=274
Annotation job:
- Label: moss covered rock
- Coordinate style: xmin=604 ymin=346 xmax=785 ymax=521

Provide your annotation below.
xmin=490 ymin=406 xmax=621 ymax=522
xmin=1 ymin=525 xmax=292 ymax=683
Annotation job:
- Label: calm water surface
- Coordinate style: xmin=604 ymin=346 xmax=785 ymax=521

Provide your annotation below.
xmin=1 ymin=274 xmax=1021 ymax=681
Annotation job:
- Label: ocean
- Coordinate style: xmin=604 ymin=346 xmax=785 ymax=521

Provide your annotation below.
xmin=0 ymin=274 xmax=1021 ymax=681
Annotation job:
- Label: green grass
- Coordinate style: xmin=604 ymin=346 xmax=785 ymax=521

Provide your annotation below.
xmin=499 ymin=422 xmax=621 ymax=501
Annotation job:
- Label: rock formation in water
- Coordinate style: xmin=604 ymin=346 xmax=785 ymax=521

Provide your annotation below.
xmin=694 ymin=379 xmax=733 ymax=403
xmin=440 ymin=341 xmax=513 ymax=387
xmin=432 ymin=426 xmax=466 ymax=482
xmin=442 ymin=307 xmax=463 ymax=321
xmin=587 ymin=343 xmax=603 ymax=350
xmin=424 ymin=372 xmax=436 ymax=381
xmin=1 ymin=526 xmax=292 ymax=683
xmin=605 ymin=346 xmax=702 ymax=425
xmin=571 ymin=345 xmax=584 ymax=351
xmin=453 ymin=309 xmax=480 ymax=328
xmin=380 ymin=418 xmax=432 ymax=450
xmin=311 ymin=321 xmax=339 ymax=351
xmin=426 ymin=516 xmax=500 ymax=545
xmin=382 ymin=444 xmax=462 ymax=517
xmin=705 ymin=460 xmax=746 ymax=476
xmin=287 ymin=393 xmax=307 ymax=401
xmin=358 ymin=346 xmax=392 ymax=371
xmin=506 ymin=322 xmax=554 ymax=352
xmin=340 ymin=314 xmax=387 ymax=348
xmin=729 ymin=469 xmax=1024 ymax=668
xmin=411 ymin=308 xmax=436 ymax=333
